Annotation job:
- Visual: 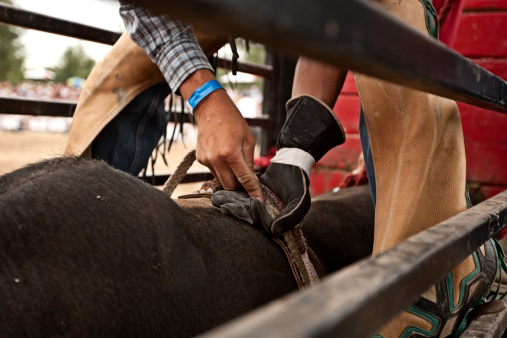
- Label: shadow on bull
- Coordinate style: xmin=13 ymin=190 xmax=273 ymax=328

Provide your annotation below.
xmin=0 ymin=157 xmax=374 ymax=337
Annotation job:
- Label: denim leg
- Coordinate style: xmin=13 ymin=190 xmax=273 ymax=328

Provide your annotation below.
xmin=359 ymin=107 xmax=377 ymax=208
xmin=92 ymin=82 xmax=170 ymax=176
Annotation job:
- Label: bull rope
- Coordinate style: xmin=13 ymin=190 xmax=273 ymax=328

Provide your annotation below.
xmin=259 ymin=182 xmax=320 ymax=287
xmin=162 ymin=149 xmax=197 ymax=196
xmin=162 ymin=150 xmax=320 ymax=288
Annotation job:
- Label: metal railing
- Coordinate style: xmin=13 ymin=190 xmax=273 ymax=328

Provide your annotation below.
xmin=0 ymin=3 xmax=120 ymax=44
xmin=121 ymin=0 xmax=507 ymax=337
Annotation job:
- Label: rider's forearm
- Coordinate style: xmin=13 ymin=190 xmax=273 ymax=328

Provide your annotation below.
xmin=292 ymin=57 xmax=348 ymax=108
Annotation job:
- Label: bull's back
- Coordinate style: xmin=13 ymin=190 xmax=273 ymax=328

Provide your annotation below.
xmin=0 ymin=157 xmax=373 ymax=337
xmin=0 ymin=158 xmax=295 ymax=337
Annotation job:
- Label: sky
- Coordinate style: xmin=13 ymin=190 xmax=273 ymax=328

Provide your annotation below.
xmin=12 ymin=0 xmax=124 ymax=70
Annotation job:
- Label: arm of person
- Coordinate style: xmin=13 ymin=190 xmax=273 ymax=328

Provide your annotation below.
xmin=179 ymin=69 xmax=262 ymax=199
xmin=119 ymin=3 xmax=262 ymax=199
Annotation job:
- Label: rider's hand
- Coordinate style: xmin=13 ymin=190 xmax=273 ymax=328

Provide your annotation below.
xmin=212 ymin=95 xmax=346 ymax=235
xmin=179 ymin=69 xmax=263 ymax=200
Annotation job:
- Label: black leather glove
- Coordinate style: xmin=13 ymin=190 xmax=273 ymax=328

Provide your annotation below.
xmin=212 ymin=162 xmax=310 ymax=235
xmin=212 ymin=95 xmax=345 ymax=236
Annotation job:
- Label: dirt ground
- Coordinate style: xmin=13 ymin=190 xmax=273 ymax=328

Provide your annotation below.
xmin=0 ymin=131 xmax=207 ymax=197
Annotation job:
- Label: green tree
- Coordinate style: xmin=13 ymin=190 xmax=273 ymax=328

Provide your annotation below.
xmin=0 ymin=0 xmax=25 ymax=83
xmin=51 ymin=44 xmax=95 ymax=82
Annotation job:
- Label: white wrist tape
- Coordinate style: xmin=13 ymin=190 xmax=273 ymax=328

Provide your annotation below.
xmin=270 ymin=148 xmax=315 ymax=176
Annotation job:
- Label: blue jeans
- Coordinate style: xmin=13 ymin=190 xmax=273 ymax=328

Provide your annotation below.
xmin=92 ymin=82 xmax=170 ymax=176
xmin=359 ymin=107 xmax=377 ymax=208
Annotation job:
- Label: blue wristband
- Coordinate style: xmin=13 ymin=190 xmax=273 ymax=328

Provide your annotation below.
xmin=187 ymin=80 xmax=224 ymax=110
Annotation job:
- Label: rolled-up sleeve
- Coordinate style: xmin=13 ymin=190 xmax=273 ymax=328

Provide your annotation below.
xmin=119 ymin=4 xmax=214 ymax=92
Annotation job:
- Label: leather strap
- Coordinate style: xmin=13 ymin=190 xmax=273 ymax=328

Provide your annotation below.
xmin=270 ymin=236 xmax=326 ymax=291
xmin=271 ymin=237 xmax=305 ymax=290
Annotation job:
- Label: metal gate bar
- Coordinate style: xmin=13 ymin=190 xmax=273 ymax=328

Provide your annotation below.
xmin=0 ymin=97 xmax=272 ymax=128
xmin=198 ymin=191 xmax=507 ymax=337
xmin=126 ymin=0 xmax=507 ymax=114
xmin=0 ymin=3 xmax=121 ymax=45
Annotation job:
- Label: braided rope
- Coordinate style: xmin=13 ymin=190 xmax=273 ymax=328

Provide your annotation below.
xmin=301 ymin=249 xmax=320 ymax=284
xmin=260 ymin=182 xmax=320 ymax=287
xmin=293 ymin=228 xmax=320 ymax=285
xmin=287 ymin=229 xmax=319 ymax=286
xmin=162 ymin=149 xmax=197 ymax=196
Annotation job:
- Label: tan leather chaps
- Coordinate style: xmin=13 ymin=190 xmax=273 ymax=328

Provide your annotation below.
xmin=355 ymin=2 xmax=473 ymax=335
xmin=354 ymin=0 xmax=467 ymax=255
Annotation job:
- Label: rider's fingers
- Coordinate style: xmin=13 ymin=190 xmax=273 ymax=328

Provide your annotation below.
xmin=211 ymin=159 xmax=239 ymax=191
xmin=243 ymin=135 xmax=256 ymax=172
xmin=228 ymin=154 xmax=263 ymax=201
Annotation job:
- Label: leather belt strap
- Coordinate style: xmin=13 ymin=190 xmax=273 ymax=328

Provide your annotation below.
xmin=271 ymin=236 xmax=326 ymax=291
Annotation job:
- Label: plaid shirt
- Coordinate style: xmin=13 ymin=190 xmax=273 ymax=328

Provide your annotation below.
xmin=119 ymin=4 xmax=213 ymax=92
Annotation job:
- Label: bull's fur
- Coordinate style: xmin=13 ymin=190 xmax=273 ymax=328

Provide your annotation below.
xmin=0 ymin=157 xmax=374 ymax=337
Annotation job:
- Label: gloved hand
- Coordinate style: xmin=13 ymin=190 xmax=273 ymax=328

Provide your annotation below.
xmin=212 ymin=162 xmax=310 ymax=235
xmin=212 ymin=94 xmax=346 ymax=236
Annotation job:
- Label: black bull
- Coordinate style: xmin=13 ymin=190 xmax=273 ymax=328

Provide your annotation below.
xmin=0 ymin=157 xmax=374 ymax=337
